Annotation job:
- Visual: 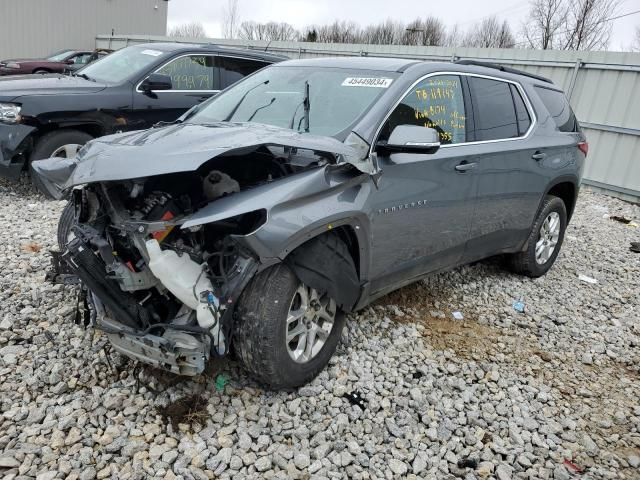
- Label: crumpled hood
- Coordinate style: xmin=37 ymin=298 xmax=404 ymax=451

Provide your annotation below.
xmin=0 ymin=74 xmax=106 ymax=101
xmin=32 ymin=122 xmax=362 ymax=198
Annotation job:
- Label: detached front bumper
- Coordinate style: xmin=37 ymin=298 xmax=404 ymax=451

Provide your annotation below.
xmin=0 ymin=123 xmax=35 ymax=180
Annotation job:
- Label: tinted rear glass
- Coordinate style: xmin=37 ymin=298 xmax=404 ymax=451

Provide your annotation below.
xmin=534 ymin=86 xmax=578 ymax=132
xmin=217 ymin=57 xmax=269 ymax=89
xmin=468 ymin=77 xmax=518 ymax=141
xmin=510 ymin=84 xmax=531 ymax=136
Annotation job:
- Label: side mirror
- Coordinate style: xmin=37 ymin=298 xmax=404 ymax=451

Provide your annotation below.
xmin=140 ymin=73 xmax=172 ymax=93
xmin=379 ymin=125 xmax=441 ymax=154
xmin=65 ymin=59 xmax=75 ymax=65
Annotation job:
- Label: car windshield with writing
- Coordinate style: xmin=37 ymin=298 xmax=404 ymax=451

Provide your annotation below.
xmin=76 ymin=46 xmax=167 ymax=84
xmin=189 ymin=67 xmax=399 ymax=138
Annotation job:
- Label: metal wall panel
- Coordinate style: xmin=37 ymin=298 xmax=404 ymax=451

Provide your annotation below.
xmin=0 ymin=0 xmax=167 ymax=59
xmin=90 ymin=36 xmax=640 ymax=200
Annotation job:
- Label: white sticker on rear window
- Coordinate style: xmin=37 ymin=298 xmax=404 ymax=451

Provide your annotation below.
xmin=141 ymin=49 xmax=163 ymax=57
xmin=342 ymin=77 xmax=393 ymax=88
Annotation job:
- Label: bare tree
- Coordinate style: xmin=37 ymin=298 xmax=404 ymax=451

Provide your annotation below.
xmin=361 ymin=19 xmax=404 ymax=44
xmin=444 ymin=24 xmax=463 ymax=47
xmin=521 ymin=0 xmax=621 ymax=50
xmin=222 ymin=0 xmax=240 ymax=39
xmin=464 ymin=17 xmax=516 ymax=48
xmin=239 ymin=21 xmax=298 ymax=41
xmin=403 ymin=17 xmax=446 ymax=46
xmin=168 ymin=22 xmax=207 ymax=38
xmin=521 ymin=0 xmax=567 ymax=49
xmin=316 ymin=21 xmax=363 ymax=43
xmin=559 ymin=0 xmax=620 ymax=50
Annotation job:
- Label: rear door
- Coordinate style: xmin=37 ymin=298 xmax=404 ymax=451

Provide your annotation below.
xmin=368 ymin=74 xmax=477 ymax=294
xmin=462 ymin=75 xmax=546 ymax=261
xmin=131 ymin=53 xmax=219 ymax=129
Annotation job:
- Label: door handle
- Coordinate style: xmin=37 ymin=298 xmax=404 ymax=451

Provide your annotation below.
xmin=532 ymin=151 xmax=546 ymax=161
xmin=455 ymin=161 xmax=477 ymax=172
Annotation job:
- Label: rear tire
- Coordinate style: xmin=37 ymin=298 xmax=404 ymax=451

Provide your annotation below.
xmin=508 ymin=195 xmax=567 ymax=277
xmin=234 ymin=260 xmax=348 ymax=390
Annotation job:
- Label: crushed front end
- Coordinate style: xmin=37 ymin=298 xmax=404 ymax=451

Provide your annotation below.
xmin=61 ymin=175 xmax=261 ymax=376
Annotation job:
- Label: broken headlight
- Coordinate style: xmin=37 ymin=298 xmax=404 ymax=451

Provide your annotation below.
xmin=0 ymin=103 xmax=21 ymax=124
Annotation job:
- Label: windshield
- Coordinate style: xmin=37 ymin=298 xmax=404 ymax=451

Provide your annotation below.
xmin=47 ymin=50 xmax=73 ymax=61
xmin=77 ymin=46 xmax=166 ymax=83
xmin=189 ymin=66 xmax=398 ymax=137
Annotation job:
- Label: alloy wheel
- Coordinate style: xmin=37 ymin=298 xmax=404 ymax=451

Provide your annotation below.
xmin=51 ymin=144 xmax=82 ymax=159
xmin=286 ymin=284 xmax=336 ymax=363
xmin=535 ymin=211 xmax=561 ymax=264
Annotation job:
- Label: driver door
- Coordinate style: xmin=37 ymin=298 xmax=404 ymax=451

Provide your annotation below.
xmin=131 ymin=54 xmax=220 ymax=130
xmin=367 ymin=74 xmax=477 ymax=294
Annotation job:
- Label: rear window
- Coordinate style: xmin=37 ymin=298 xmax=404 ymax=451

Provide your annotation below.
xmin=468 ymin=77 xmax=519 ymax=141
xmin=217 ymin=57 xmax=269 ymax=89
xmin=534 ymin=86 xmax=578 ymax=132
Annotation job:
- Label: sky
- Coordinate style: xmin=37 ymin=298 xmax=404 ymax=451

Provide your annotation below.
xmin=167 ymin=0 xmax=640 ymax=51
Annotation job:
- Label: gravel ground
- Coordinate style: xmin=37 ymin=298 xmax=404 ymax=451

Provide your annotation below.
xmin=0 ymin=179 xmax=639 ymax=480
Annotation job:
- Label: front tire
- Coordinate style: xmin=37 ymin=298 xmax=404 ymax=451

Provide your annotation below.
xmin=508 ymin=195 xmax=567 ymax=277
xmin=31 ymin=130 xmax=92 ymax=162
xmin=57 ymin=201 xmax=76 ymax=250
xmin=234 ymin=264 xmax=346 ymax=389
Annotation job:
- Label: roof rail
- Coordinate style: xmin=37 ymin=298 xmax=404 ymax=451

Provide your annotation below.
xmin=454 ymin=59 xmax=553 ymax=84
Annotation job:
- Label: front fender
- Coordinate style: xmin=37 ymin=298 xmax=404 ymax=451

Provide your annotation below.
xmin=235 ymin=171 xmax=373 ymax=281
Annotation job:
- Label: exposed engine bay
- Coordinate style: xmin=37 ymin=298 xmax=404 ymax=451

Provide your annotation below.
xmin=60 ymin=145 xmax=331 ymax=375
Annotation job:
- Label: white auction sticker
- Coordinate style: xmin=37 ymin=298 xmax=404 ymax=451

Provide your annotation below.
xmin=341 ymin=77 xmax=394 ymax=88
xmin=141 ymin=49 xmax=163 ymax=57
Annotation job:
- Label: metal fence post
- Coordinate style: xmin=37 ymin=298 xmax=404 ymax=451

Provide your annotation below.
xmin=567 ymin=59 xmax=582 ymax=101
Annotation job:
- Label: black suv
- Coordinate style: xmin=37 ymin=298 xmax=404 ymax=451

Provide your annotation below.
xmin=0 ymin=43 xmax=285 ymax=179
xmin=37 ymin=58 xmax=586 ymax=389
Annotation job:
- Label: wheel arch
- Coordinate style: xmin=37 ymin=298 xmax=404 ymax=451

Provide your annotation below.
xmin=281 ymin=224 xmax=364 ymax=313
xmin=543 ymin=176 xmax=579 ymax=221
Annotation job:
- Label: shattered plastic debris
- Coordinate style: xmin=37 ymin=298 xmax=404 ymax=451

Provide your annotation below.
xmin=563 ymin=458 xmax=586 ymax=474
xmin=452 ymin=311 xmax=464 ymax=320
xmin=457 ymin=457 xmax=479 ymax=469
xmin=610 ymin=215 xmax=636 ymax=225
xmin=214 ymin=374 xmax=228 ymax=392
xmin=578 ymin=274 xmax=598 ymax=284
xmin=342 ymin=391 xmax=367 ymax=410
xmin=513 ymin=299 xmax=525 ymax=313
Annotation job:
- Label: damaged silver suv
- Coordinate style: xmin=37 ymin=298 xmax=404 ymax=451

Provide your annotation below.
xmin=34 ymin=57 xmax=586 ymax=389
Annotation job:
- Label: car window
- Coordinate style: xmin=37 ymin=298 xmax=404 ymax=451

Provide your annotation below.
xmin=534 ymin=86 xmax=578 ymax=132
xmin=217 ymin=57 xmax=269 ymax=89
xmin=47 ymin=50 xmax=73 ymax=62
xmin=510 ymin=84 xmax=531 ymax=135
xmin=156 ymin=55 xmax=216 ymax=91
xmin=379 ymin=75 xmax=466 ymax=145
xmin=72 ymin=53 xmax=92 ymax=65
xmin=468 ymin=77 xmax=519 ymax=141
xmin=79 ymin=46 xmax=168 ymax=84
xmin=189 ymin=66 xmax=397 ymax=138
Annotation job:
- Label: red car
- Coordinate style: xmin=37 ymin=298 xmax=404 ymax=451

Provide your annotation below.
xmin=0 ymin=49 xmax=93 ymax=76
